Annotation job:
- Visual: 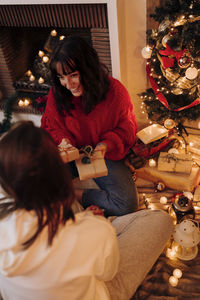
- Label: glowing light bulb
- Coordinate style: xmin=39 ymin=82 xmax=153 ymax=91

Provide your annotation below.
xmin=173 ymin=269 xmax=182 ymax=279
xmin=149 ymin=159 xmax=156 ymax=167
xmin=160 ymin=196 xmax=168 ymax=204
xmin=59 ymin=35 xmax=65 ymax=40
xmin=169 ymin=276 xmax=178 ymax=287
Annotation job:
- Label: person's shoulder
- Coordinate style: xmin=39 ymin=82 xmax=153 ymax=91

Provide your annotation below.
xmin=108 ymin=76 xmax=128 ymax=93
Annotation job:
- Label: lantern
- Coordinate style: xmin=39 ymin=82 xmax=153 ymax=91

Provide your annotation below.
xmin=172 ymin=219 xmax=200 ymax=260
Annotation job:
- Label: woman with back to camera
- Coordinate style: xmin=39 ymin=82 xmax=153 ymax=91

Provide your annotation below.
xmin=0 ymin=121 xmax=173 ymax=300
xmin=41 ymin=35 xmax=139 ymax=217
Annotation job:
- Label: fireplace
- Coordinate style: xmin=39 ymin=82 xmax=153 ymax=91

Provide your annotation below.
xmin=0 ymin=1 xmax=120 ymax=101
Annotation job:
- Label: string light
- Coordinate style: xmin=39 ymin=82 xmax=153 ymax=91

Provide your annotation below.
xmin=173 ymin=269 xmax=182 ymax=279
xmin=169 ymin=276 xmax=178 ymax=287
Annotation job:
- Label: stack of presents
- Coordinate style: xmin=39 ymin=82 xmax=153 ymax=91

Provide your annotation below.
xmin=126 ymin=123 xmax=200 ymax=193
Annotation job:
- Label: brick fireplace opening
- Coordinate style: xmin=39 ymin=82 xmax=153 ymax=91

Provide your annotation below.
xmin=0 ymin=3 xmax=112 ymax=99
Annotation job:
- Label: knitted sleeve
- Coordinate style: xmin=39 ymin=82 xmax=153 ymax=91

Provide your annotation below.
xmin=41 ymin=88 xmax=76 ymax=146
xmin=101 ymin=79 xmax=138 ymax=160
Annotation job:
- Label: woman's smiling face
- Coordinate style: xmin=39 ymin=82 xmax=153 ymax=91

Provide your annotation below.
xmin=56 ymin=63 xmax=83 ymax=97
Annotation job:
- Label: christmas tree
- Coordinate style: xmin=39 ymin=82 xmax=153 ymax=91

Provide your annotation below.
xmin=140 ymin=0 xmax=200 ymax=126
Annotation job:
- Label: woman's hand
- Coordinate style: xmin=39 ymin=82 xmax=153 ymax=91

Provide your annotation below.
xmin=94 ymin=143 xmax=107 ymax=158
xmin=58 ymin=138 xmax=72 ymax=151
xmin=86 ymin=205 xmax=105 ymax=216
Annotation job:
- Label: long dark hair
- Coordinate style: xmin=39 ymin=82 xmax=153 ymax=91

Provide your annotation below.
xmin=50 ymin=35 xmax=110 ymax=114
xmin=0 ymin=121 xmax=75 ymax=249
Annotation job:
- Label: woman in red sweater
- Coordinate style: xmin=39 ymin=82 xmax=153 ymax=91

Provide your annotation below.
xmin=41 ymin=35 xmax=139 ymax=217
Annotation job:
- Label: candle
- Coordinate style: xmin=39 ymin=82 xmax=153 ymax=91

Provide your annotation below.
xmin=24 ymin=99 xmax=30 ymax=106
xmin=18 ymin=100 xmax=24 ymax=107
xmin=42 ymin=56 xmax=49 ymax=63
xmin=51 ymin=29 xmax=57 ymax=36
xmin=59 ymin=35 xmax=65 ymax=40
xmin=29 ymin=75 xmax=35 ymax=81
xmin=26 ymin=70 xmax=32 ymax=76
xmin=38 ymin=50 xmax=44 ymax=57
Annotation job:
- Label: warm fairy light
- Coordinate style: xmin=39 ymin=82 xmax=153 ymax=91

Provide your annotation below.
xmin=29 ymin=75 xmax=35 ymax=81
xmin=173 ymin=269 xmax=182 ymax=279
xmin=18 ymin=100 xmax=24 ymax=107
xmin=166 ymin=248 xmax=177 ymax=260
xmin=42 ymin=56 xmax=49 ymax=63
xmin=38 ymin=77 xmax=44 ymax=84
xmin=59 ymin=35 xmax=65 ymax=40
xmin=169 ymin=276 xmax=178 ymax=287
xmin=149 ymin=158 xmax=156 ymax=167
xmin=26 ymin=70 xmax=32 ymax=76
xmin=160 ymin=196 xmax=168 ymax=204
xmin=51 ymin=29 xmax=57 ymax=36
xmin=38 ymin=50 xmax=44 ymax=57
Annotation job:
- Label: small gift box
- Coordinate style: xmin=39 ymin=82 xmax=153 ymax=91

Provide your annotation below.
xmin=157 ymin=152 xmax=193 ymax=174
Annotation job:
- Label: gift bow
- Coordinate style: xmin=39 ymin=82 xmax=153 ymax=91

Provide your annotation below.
xmin=159 ymin=44 xmax=186 ymax=69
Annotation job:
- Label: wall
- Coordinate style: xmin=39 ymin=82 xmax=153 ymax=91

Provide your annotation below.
xmin=117 ymin=0 xmax=160 ymax=130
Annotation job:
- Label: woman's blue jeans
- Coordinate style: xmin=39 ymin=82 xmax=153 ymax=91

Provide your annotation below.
xmin=69 ymin=159 xmax=139 ymax=217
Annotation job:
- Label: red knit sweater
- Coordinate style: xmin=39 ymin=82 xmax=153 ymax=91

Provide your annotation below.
xmin=41 ymin=76 xmax=137 ymax=161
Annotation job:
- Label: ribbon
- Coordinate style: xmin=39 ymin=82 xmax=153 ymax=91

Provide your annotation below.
xmin=146 ymin=60 xmax=200 ymax=111
xmin=159 ymin=44 xmax=186 ymax=70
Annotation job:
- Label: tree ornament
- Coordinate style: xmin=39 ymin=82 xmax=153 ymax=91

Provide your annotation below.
xmin=185 ymin=66 xmax=198 ymax=80
xmin=141 ymin=46 xmax=152 ymax=59
xmin=156 ymin=182 xmax=165 ymax=192
xmin=178 ymin=54 xmax=191 ymax=69
xmin=164 ymin=118 xmax=176 ymax=129
xmin=162 ymin=34 xmax=171 ymax=47
xmin=158 ymin=18 xmax=171 ymax=32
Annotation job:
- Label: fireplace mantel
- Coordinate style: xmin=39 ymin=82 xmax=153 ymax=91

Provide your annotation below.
xmin=0 ymin=0 xmax=121 ymax=80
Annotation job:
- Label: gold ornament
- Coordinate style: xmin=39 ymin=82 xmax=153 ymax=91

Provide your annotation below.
xmin=156 ymin=182 xmax=166 ymax=191
xmin=164 ymin=118 xmax=176 ymax=129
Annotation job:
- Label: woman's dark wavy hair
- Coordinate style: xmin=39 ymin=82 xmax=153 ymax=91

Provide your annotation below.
xmin=0 ymin=121 xmax=75 ymax=249
xmin=50 ymin=35 xmax=110 ymax=114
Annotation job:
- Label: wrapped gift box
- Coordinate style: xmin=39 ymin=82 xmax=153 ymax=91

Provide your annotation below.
xmin=187 ymin=135 xmax=200 ymax=156
xmin=135 ymin=164 xmax=200 ymax=192
xmin=136 ymin=124 xmax=169 ymax=144
xmin=75 ymin=151 xmax=108 ymax=181
xmin=60 ymin=147 xmax=80 ymax=163
xmin=157 ymin=152 xmax=193 ymax=174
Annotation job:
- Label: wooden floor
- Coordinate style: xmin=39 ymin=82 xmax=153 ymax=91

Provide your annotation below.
xmin=132 ymin=179 xmax=200 ymax=300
